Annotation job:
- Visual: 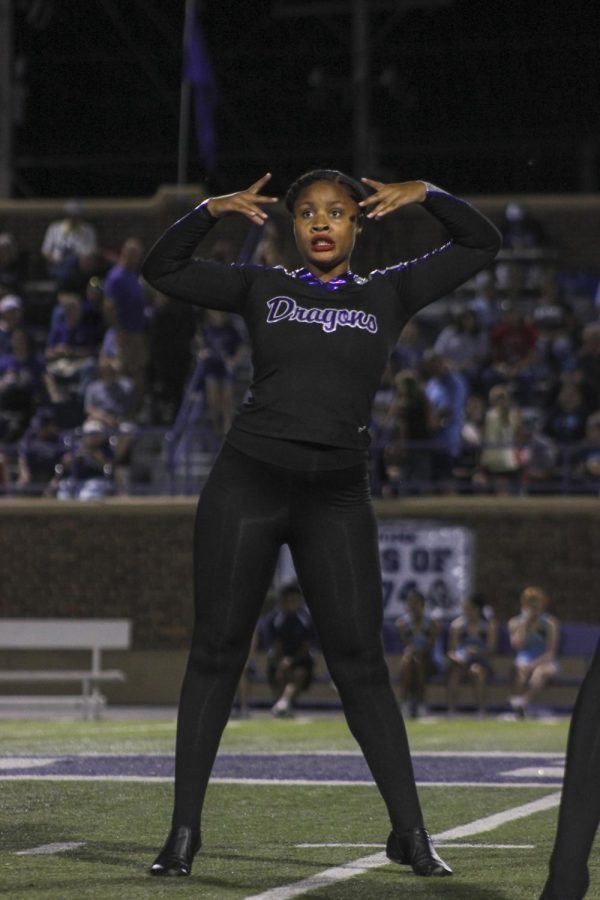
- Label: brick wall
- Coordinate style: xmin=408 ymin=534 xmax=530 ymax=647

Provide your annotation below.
xmin=1 ymin=497 xmax=599 ymax=652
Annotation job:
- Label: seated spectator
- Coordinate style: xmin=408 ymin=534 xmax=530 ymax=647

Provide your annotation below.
xmin=500 ymin=202 xmax=547 ymax=252
xmin=577 ymin=322 xmax=600 ymax=410
xmin=198 ymin=309 xmax=246 ymax=437
xmin=422 ymin=350 xmax=468 ymax=489
xmin=483 ymin=303 xmax=538 ymax=405
xmin=544 ymin=382 xmax=589 ymax=450
xmin=0 ymin=294 xmax=23 ymax=356
xmin=382 ymin=370 xmax=432 ymax=495
xmin=45 ymin=293 xmax=99 ymax=402
xmin=265 ymin=583 xmax=315 ymax=718
xmin=16 ymin=408 xmax=66 ymax=496
xmin=508 ymin=586 xmax=560 ymax=718
xmin=433 ymin=307 xmax=489 ymax=387
xmin=515 ymin=410 xmax=559 ymax=492
xmin=572 ymin=410 xmax=600 ymax=490
xmin=455 ymin=393 xmax=486 ymax=487
xmin=56 ymin=419 xmax=114 ymax=501
xmin=396 ymin=588 xmax=441 ymax=718
xmin=41 ymin=199 xmax=98 ymax=281
xmin=446 ymin=593 xmax=497 ymax=716
xmin=104 ymin=237 xmax=148 ymax=404
xmin=530 ymin=276 xmax=578 ymax=386
xmin=147 ymin=290 xmax=196 ymax=424
xmin=55 ymin=251 xmax=108 ymax=295
xmin=50 ymin=283 xmax=105 ymax=343
xmin=84 ymin=358 xmax=136 ymax=493
xmin=0 ymin=232 xmax=26 ymax=294
xmin=468 ymin=270 xmax=499 ymax=330
xmin=0 ymin=451 xmax=9 ymax=492
xmin=390 ymin=320 xmax=426 ymax=374
xmin=0 ymin=328 xmax=46 ymax=441
xmin=479 ymin=384 xmax=522 ymax=494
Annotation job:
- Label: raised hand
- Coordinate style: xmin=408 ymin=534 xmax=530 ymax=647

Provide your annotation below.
xmin=358 ymin=178 xmax=427 ymax=220
xmin=206 ymin=173 xmax=279 ymax=224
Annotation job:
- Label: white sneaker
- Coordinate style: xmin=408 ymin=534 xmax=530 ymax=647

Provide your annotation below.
xmin=272 ymin=697 xmax=291 ymax=718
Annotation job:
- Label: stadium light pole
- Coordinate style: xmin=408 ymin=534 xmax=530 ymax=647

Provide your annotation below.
xmin=0 ymin=0 xmax=13 ymax=197
xmin=272 ymin=0 xmax=451 ymax=176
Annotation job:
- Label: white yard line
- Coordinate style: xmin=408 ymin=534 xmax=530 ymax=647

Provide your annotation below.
xmin=434 ymin=792 xmax=561 ymax=840
xmin=0 ymin=774 xmax=563 ymax=788
xmin=15 ymin=842 xmax=86 ymax=856
xmin=296 ymin=842 xmax=535 ymax=849
xmin=243 ymin=792 xmax=561 ymax=900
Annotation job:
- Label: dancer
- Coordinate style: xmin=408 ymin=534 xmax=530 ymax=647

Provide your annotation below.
xmin=141 ymin=170 xmax=501 ymax=878
xmin=540 ymin=638 xmax=600 ymax=900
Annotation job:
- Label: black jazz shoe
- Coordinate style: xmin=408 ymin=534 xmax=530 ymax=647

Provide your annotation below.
xmin=386 ymin=825 xmax=452 ymax=877
xmin=150 ymin=825 xmax=201 ymax=877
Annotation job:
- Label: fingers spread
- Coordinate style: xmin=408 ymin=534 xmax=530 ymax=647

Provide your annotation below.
xmin=360 ymin=176 xmax=385 ymax=190
xmin=248 ymin=172 xmax=273 ymax=193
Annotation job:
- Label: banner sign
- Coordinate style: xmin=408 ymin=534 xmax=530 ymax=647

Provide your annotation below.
xmin=377 ymin=520 xmax=473 ymax=620
xmin=276 ymin=519 xmax=473 ymax=621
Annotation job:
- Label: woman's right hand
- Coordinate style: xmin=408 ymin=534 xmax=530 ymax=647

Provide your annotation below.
xmin=206 ymin=173 xmax=279 ymax=224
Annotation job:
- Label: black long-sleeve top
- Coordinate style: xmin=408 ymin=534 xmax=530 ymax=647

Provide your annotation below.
xmin=142 ymin=186 xmax=501 ymax=466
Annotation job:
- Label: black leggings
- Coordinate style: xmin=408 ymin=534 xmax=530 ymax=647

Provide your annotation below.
xmin=542 ymin=638 xmax=600 ymax=899
xmin=172 ymin=443 xmax=423 ymax=833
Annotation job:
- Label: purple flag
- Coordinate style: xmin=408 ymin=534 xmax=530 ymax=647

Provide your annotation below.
xmin=183 ymin=6 xmax=217 ymax=173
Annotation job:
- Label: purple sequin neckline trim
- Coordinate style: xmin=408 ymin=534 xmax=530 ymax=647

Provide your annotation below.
xmin=292 ymin=268 xmax=356 ymax=292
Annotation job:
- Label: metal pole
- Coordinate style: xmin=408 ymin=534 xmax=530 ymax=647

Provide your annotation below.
xmin=0 ymin=0 xmax=13 ymax=197
xmin=352 ymin=0 xmax=370 ymax=176
xmin=177 ymin=0 xmax=193 ymax=186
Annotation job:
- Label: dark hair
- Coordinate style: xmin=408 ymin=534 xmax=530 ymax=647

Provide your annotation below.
xmin=468 ymin=592 xmax=487 ymax=613
xmin=284 ymin=169 xmax=369 ymax=214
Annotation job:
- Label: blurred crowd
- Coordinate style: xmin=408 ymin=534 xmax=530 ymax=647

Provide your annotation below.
xmin=1 ymin=198 xmax=600 ymax=497
xmin=239 ymin=581 xmax=562 ymax=720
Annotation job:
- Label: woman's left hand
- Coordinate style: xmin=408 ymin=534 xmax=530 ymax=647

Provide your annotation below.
xmin=358 ymin=179 xmax=427 ymax=219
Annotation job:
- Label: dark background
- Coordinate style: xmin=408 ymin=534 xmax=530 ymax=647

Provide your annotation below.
xmin=12 ymin=0 xmax=600 ymax=199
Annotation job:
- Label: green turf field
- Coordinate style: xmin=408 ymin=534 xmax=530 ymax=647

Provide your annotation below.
xmin=1 ymin=713 xmax=598 ymax=899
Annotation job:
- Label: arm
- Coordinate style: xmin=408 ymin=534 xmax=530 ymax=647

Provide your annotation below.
xmin=486 ymin=619 xmax=498 ymax=655
xmin=141 ymin=174 xmax=278 ymax=314
xmin=360 ymin=179 xmax=502 ymax=316
xmin=537 ymin=616 xmax=560 ymax=664
xmin=446 ymin=620 xmax=459 ymax=655
xmin=508 ymin=614 xmax=529 ymax=651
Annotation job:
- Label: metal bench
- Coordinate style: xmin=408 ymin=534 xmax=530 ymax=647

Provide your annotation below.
xmin=0 ymin=618 xmax=131 ymax=719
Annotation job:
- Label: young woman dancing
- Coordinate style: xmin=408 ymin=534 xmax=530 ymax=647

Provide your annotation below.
xmin=141 ymin=169 xmax=501 ymax=880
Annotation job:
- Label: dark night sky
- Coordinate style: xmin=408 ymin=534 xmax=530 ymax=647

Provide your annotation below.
xmin=12 ymin=0 xmax=600 ymax=199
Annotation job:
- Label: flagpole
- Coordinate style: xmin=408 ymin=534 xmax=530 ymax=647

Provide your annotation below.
xmin=177 ymin=0 xmax=194 ymax=186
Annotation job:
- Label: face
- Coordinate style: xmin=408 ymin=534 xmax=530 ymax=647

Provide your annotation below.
xmin=292 ymin=181 xmax=361 ymax=281
xmin=281 ymin=591 xmax=303 ymax=614
xmin=407 ymin=591 xmax=425 ymax=616
xmin=121 ymin=238 xmax=144 ymax=269
xmin=522 ymin=592 xmax=545 ymax=617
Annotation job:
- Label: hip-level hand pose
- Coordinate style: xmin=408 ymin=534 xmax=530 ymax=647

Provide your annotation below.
xmin=141 ymin=170 xmax=501 ymax=880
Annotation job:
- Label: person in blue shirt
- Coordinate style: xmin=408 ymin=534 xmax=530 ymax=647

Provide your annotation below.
xmin=508 ymin=585 xmax=560 ymax=717
xmin=265 ymin=582 xmax=315 ymax=717
xmin=446 ymin=593 xmax=497 ymax=716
